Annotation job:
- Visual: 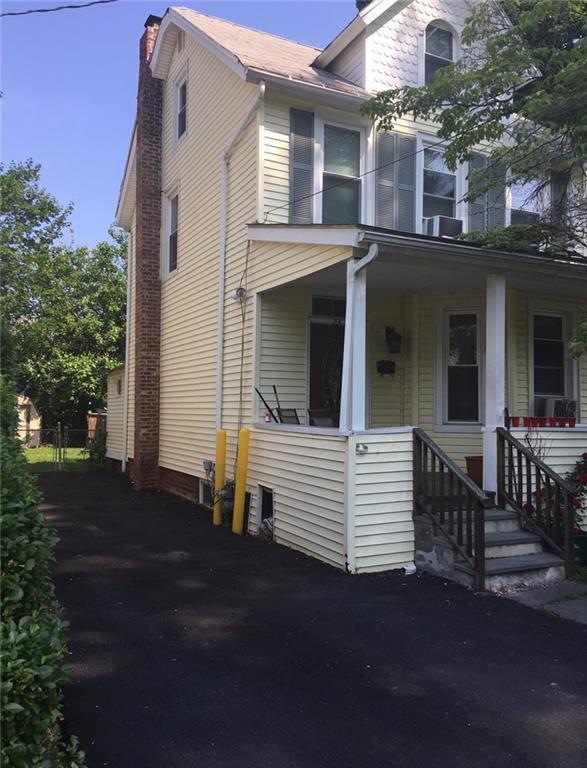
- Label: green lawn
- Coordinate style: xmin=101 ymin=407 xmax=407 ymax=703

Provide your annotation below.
xmin=25 ymin=445 xmax=89 ymax=473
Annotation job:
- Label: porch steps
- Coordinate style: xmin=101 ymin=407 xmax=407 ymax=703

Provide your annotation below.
xmin=455 ymin=552 xmax=564 ymax=577
xmin=454 ymin=551 xmax=565 ymax=592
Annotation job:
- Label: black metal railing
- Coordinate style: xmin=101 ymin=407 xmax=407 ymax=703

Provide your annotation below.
xmin=414 ymin=428 xmax=488 ymax=591
xmin=496 ymin=427 xmax=576 ymax=577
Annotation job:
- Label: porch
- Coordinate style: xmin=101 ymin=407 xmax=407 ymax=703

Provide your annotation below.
xmin=244 ymin=227 xmax=587 ymax=583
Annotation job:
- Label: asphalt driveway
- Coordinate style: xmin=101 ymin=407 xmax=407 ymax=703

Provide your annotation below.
xmin=40 ymin=471 xmax=586 ymax=768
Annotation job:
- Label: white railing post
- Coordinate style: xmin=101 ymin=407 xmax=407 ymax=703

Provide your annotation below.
xmin=483 ymin=274 xmax=506 ymax=491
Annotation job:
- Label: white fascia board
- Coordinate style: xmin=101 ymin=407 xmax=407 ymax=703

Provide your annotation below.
xmin=247 ymin=224 xmax=361 ymax=247
xmin=314 ymin=0 xmax=407 ymax=68
xmin=245 ymin=69 xmax=367 ymax=111
xmin=114 ymin=125 xmax=136 ymax=230
xmin=150 ymin=9 xmax=247 ymax=81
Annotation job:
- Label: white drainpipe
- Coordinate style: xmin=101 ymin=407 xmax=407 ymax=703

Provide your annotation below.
xmin=216 ymin=80 xmax=266 ymax=430
xmin=121 ymin=230 xmax=132 ymax=472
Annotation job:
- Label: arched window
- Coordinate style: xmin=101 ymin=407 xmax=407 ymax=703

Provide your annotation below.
xmin=425 ymin=23 xmax=454 ymax=85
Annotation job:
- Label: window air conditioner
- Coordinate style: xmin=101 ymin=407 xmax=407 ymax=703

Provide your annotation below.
xmin=423 ymin=215 xmax=463 ymax=238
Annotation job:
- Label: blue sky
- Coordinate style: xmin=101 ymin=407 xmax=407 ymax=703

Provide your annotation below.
xmin=1 ymin=0 xmax=356 ymax=247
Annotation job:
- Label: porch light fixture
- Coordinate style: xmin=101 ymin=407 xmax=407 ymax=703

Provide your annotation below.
xmin=385 ymin=326 xmax=402 ymax=354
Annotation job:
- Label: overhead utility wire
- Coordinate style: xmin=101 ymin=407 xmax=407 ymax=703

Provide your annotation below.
xmin=263 ymin=134 xmax=457 ymax=222
xmin=1 ymin=0 xmax=120 ymax=18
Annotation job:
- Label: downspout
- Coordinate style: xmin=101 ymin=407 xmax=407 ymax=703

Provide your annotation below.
xmin=339 ymin=243 xmax=379 ymax=433
xmin=121 ymin=229 xmax=132 ymax=472
xmin=216 ymin=80 xmax=266 ymax=430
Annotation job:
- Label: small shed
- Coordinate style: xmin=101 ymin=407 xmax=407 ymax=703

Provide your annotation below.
xmin=17 ymin=394 xmax=42 ymax=447
xmin=106 ymin=365 xmax=125 ymax=461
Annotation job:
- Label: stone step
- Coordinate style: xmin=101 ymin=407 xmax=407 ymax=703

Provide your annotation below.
xmin=484 ymin=531 xmax=544 ymax=559
xmin=455 ymin=552 xmax=564 ymax=577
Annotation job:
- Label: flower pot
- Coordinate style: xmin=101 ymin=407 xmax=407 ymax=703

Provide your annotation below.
xmin=510 ymin=416 xmax=520 ymax=427
xmin=536 ymin=417 xmax=547 ymax=427
xmin=465 ymin=455 xmax=483 ymax=488
xmin=556 ymin=417 xmax=566 ymax=427
xmin=548 ymin=417 xmax=558 ymax=427
xmin=568 ymin=417 xmax=576 ymax=428
xmin=523 ymin=416 xmax=533 ymax=428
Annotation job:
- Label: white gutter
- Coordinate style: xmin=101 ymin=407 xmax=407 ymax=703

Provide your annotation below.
xmin=216 ymin=80 xmax=266 ymax=430
xmin=121 ymin=230 xmax=132 ymax=472
xmin=245 ymin=69 xmax=368 ymax=111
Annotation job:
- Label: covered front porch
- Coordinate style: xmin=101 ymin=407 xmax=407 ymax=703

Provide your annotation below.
xmin=245 ymin=227 xmax=587 ymax=579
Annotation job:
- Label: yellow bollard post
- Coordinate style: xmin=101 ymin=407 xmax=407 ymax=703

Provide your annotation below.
xmin=213 ymin=429 xmax=226 ymax=526
xmin=232 ymin=427 xmax=250 ymax=535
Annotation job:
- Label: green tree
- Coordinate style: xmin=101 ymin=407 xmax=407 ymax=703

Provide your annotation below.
xmin=361 ymin=0 xmax=587 ymax=249
xmin=1 ymin=161 xmax=126 ymax=427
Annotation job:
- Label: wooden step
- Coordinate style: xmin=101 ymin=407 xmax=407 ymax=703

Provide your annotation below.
xmin=484 ymin=531 xmax=542 ymax=547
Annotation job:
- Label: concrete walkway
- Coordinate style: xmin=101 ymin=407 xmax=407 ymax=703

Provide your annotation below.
xmin=507 ymin=580 xmax=587 ymax=624
xmin=41 ymin=472 xmax=587 ymax=768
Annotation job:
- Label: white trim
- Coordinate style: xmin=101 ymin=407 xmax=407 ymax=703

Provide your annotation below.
xmin=115 ymin=126 xmax=136 ymax=229
xmin=248 ymin=224 xmax=360 ymax=247
xmin=528 ymin=300 xmax=577 ymax=415
xmin=161 ymin=186 xmax=180 ymax=279
xmin=173 ymin=63 xmax=189 ymax=148
xmin=435 ymin=300 xmax=485 ymax=427
xmin=411 ymin=294 xmax=420 ymax=425
xmin=344 ymin=436 xmax=357 ymax=573
xmin=483 ymin=274 xmax=507 ymax=491
xmin=314 ymin=0 xmax=401 ymax=68
xmin=151 ymin=10 xmax=247 ymax=81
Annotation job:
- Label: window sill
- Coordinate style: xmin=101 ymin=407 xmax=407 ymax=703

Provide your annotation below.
xmin=161 ymin=268 xmax=179 ymax=284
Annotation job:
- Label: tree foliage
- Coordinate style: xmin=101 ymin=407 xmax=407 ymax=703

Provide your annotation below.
xmin=361 ymin=0 xmax=587 ymax=248
xmin=1 ymin=161 xmax=126 ymax=427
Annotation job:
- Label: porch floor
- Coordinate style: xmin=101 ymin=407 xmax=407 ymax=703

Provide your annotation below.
xmin=41 ymin=471 xmax=586 ymax=768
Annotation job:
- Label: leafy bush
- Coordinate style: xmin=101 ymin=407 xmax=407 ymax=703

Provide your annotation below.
xmin=0 ymin=373 xmax=85 ymax=767
xmin=87 ymin=431 xmax=107 ymax=466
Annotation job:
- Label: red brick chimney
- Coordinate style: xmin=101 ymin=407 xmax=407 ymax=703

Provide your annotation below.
xmin=132 ymin=15 xmax=163 ymax=489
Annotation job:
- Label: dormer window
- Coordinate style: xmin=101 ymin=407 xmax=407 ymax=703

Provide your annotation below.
xmin=425 ymin=23 xmax=453 ymax=84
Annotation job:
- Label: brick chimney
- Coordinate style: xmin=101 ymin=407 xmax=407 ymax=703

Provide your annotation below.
xmin=132 ymin=15 xmax=163 ymax=489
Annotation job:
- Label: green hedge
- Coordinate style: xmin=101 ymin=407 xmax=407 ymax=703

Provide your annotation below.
xmin=1 ymin=374 xmax=85 ymax=767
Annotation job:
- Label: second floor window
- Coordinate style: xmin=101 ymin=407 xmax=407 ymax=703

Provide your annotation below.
xmin=168 ymin=194 xmax=178 ymax=273
xmin=322 ymin=125 xmax=361 ymax=224
xmin=177 ymin=79 xmax=187 ymax=140
xmin=510 ymin=180 xmax=541 ymax=225
xmin=425 ymin=23 xmax=454 ymax=85
xmin=423 ymin=148 xmax=456 ymax=219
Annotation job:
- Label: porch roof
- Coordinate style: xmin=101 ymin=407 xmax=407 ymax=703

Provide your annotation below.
xmin=248 ymin=223 xmax=587 ymax=298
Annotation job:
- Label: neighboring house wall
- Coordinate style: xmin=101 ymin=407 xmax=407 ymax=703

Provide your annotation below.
xmin=106 ymin=369 xmax=124 ymax=460
xmin=156 ymin=33 xmax=259 ymax=478
xmin=16 ymin=395 xmax=41 ymax=447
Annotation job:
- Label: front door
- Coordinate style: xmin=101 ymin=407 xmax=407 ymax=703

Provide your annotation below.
xmin=309 ymin=323 xmax=345 ymax=416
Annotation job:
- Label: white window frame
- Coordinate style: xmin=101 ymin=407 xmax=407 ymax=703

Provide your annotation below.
xmin=528 ymin=302 xmax=577 ymax=415
xmin=417 ymin=134 xmax=465 ymax=233
xmin=161 ymin=187 xmax=180 ymax=279
xmin=312 ymin=109 xmax=373 ymax=225
xmin=174 ymin=65 xmax=188 ymax=145
xmin=419 ymin=20 xmax=460 ymax=87
xmin=435 ymin=303 xmax=485 ymax=429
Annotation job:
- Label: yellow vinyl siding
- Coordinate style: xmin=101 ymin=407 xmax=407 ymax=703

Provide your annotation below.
xmin=106 ymin=369 xmax=124 ymax=459
xmin=368 ymin=295 xmax=406 ymax=427
xmin=248 ymin=426 xmax=347 ymax=568
xmin=263 ymin=100 xmax=290 ymax=224
xmin=258 ymin=286 xmax=308 ymax=421
xmin=348 ymin=430 xmax=414 ymax=573
xmin=157 ymin=33 xmax=259 ymax=476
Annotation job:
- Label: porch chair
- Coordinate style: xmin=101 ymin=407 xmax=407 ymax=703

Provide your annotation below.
xmin=277 ymin=408 xmax=300 ymax=425
xmin=307 ymin=409 xmax=338 ymax=428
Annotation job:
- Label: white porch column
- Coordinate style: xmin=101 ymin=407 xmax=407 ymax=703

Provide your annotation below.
xmin=340 ymin=245 xmax=378 ymax=433
xmin=483 ymin=274 xmax=507 ymax=491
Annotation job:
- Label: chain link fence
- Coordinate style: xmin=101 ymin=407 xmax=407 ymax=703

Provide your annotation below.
xmin=22 ymin=423 xmax=105 ymax=472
